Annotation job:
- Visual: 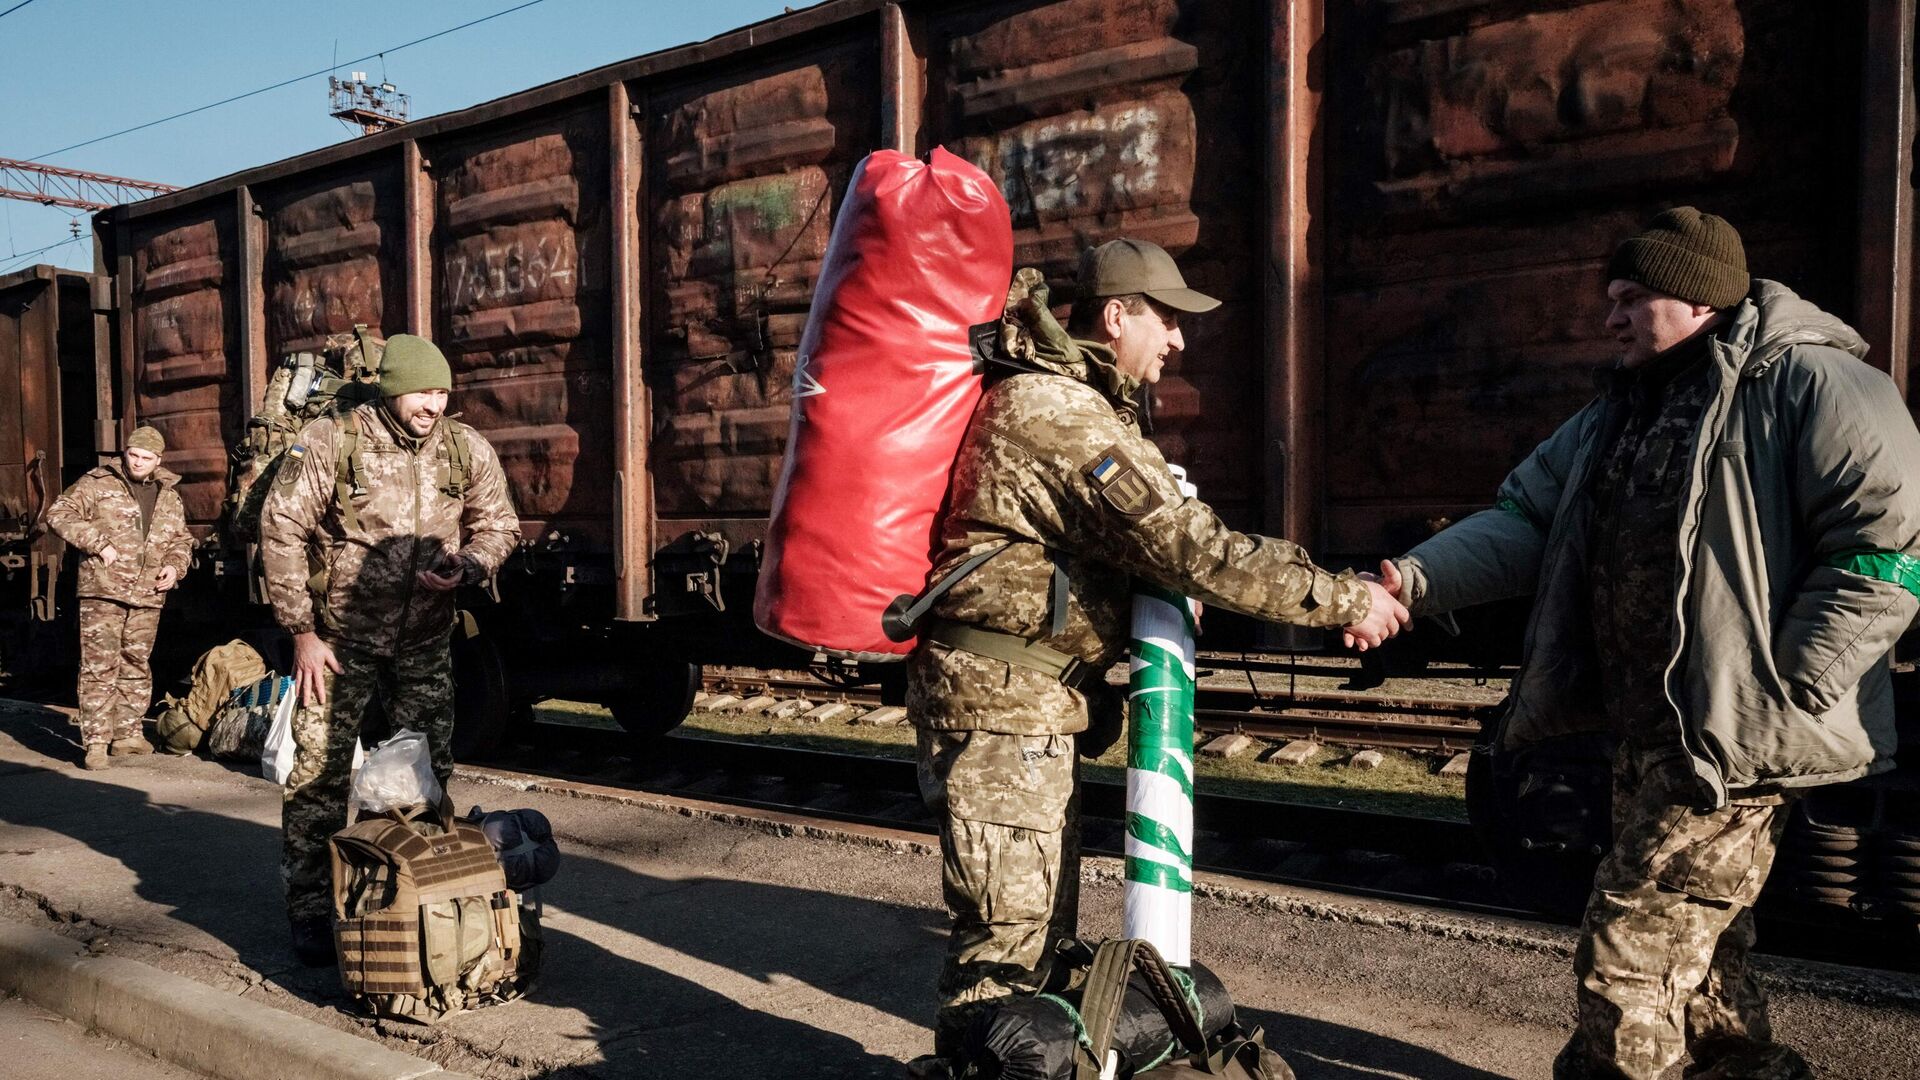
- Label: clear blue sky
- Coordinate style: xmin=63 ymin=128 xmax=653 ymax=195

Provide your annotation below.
xmin=2 ymin=0 xmax=798 ymax=274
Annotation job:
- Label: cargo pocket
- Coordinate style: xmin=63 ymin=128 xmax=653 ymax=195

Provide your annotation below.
xmin=1644 ymin=802 xmax=1784 ymax=905
xmin=421 ymin=898 xmax=494 ymax=986
xmin=943 ymin=732 xmax=1075 ymax=833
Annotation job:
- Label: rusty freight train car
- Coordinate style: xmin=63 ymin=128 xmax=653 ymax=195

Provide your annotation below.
xmin=85 ymin=0 xmax=1918 ymax=748
xmin=1 ymin=265 xmax=112 ymax=684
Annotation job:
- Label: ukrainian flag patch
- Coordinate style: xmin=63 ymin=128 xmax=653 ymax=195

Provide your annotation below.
xmin=1082 ymin=443 xmax=1162 ymax=519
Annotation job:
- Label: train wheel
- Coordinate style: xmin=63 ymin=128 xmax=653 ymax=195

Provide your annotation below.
xmin=451 ymin=624 xmax=511 ymax=761
xmin=607 ymin=659 xmax=701 ymax=739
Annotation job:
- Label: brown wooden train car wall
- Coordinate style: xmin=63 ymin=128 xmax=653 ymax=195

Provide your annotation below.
xmin=429 ymin=108 xmax=612 ymax=552
xmin=129 ymin=210 xmax=237 ymax=535
xmin=925 ymin=0 xmax=1268 ymax=526
xmin=259 ymin=161 xmax=408 ymax=362
xmin=1318 ymin=0 xmax=1867 ymax=558
xmin=646 ymin=35 xmax=879 ymax=559
xmin=90 ymin=0 xmax=1917 ymax=626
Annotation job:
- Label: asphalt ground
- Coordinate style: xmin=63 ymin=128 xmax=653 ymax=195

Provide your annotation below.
xmin=1 ymin=698 xmax=1916 ymax=1079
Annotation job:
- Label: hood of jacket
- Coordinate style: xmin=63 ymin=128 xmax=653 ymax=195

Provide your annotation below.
xmin=1726 ymin=278 xmax=1869 ymax=377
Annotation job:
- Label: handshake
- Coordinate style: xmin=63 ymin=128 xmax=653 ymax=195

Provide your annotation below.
xmin=1341 ymin=560 xmax=1410 ymax=652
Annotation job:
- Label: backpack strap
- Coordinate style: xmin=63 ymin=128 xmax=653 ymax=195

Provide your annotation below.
xmin=439 ymin=418 xmax=471 ymax=501
xmin=335 ymin=410 xmax=364 ymax=531
xmin=1073 ymin=939 xmax=1211 ymax=1080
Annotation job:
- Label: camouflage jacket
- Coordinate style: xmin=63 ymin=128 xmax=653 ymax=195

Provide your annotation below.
xmin=43 ymin=462 xmax=192 ymax=609
xmin=912 ymin=334 xmax=1369 ymax=734
xmin=259 ymin=401 xmax=519 ymax=656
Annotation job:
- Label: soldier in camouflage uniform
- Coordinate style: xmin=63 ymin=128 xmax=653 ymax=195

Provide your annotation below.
xmin=1383 ymin=209 xmax=1920 ymax=1079
xmin=42 ymin=426 xmax=193 ymax=770
xmin=258 ymin=333 xmax=519 ymax=965
xmin=907 ymin=239 xmax=1406 ymax=1066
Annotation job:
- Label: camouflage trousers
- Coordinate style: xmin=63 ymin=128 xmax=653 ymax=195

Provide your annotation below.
xmin=282 ymin=638 xmax=455 ymax=922
xmin=917 ymin=728 xmax=1081 ymax=1056
xmin=1554 ymin=750 xmax=1810 ymax=1080
xmin=75 ymin=597 xmax=162 ymax=745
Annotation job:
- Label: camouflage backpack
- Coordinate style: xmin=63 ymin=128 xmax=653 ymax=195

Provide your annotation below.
xmin=223 ymin=326 xmax=385 ymax=545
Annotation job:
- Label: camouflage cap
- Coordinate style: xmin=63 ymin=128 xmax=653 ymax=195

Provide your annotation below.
xmin=126 ymin=425 xmax=165 ymax=454
xmin=1077 ymin=238 xmax=1220 ymax=313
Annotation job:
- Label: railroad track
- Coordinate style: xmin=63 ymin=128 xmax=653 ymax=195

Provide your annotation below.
xmin=471 ymin=723 xmax=1521 ymax=919
xmin=472 ymin=727 xmax=1920 ymax=971
xmin=701 ymin=662 xmax=1494 ymax=754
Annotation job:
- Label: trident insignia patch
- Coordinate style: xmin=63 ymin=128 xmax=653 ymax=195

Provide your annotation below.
xmin=1085 ymin=444 xmax=1162 ymax=518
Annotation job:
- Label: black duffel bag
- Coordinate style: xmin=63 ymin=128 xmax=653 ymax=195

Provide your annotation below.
xmin=962 ymin=939 xmax=1293 ymax=1080
xmin=464 ymin=806 xmax=560 ymax=891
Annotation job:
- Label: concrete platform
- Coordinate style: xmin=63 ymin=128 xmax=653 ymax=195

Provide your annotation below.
xmin=2 ymin=698 xmax=1916 ymax=1079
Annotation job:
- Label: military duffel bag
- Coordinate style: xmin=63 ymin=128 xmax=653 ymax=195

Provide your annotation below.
xmin=329 ymin=797 xmax=539 ymax=1023
xmin=962 ymin=938 xmax=1294 ymax=1080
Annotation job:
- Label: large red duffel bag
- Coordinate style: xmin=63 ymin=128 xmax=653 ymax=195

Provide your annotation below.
xmin=754 ymin=148 xmax=1013 ymax=660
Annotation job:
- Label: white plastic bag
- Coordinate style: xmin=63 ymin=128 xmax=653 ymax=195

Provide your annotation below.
xmin=350 ymin=728 xmax=443 ymax=813
xmin=258 ymin=676 xmax=298 ymax=785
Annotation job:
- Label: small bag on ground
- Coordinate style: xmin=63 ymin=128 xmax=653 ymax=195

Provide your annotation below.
xmin=465 ymin=806 xmax=560 ymax=891
xmin=330 ymin=797 xmax=538 ymax=1023
xmin=962 ymin=938 xmax=1293 ymax=1080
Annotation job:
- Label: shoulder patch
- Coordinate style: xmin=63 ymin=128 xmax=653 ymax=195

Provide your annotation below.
xmin=1084 ymin=444 xmax=1163 ymax=518
xmin=275 ymin=444 xmax=308 ymax=488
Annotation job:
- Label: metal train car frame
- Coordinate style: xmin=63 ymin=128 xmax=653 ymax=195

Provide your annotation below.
xmin=6 ymin=0 xmax=1920 ymax=932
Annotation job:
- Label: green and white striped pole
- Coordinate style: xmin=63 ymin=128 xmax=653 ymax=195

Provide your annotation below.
xmin=1125 ymin=466 xmax=1199 ymax=965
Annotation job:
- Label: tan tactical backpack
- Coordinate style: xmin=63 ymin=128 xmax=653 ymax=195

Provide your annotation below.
xmin=329 ymin=799 xmax=539 ymax=1023
xmin=154 ymin=639 xmax=269 ymax=754
xmin=223 ymin=326 xmax=385 ymax=546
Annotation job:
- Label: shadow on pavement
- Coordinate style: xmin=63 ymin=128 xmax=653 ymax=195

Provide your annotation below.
xmin=0 ymin=703 xmax=912 ymax=1076
xmin=1 ymin=703 xmax=1518 ymax=1079
xmin=1239 ymin=1004 xmax=1518 ymax=1080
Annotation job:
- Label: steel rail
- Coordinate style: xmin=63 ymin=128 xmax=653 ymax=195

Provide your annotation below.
xmin=700 ymin=668 xmax=1490 ymax=753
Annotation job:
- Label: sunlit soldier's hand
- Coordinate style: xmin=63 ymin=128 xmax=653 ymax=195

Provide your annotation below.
xmin=293 ymin=631 xmax=343 ymax=707
xmin=154 ymin=565 xmax=178 ymax=592
xmin=98 ymin=545 xmax=120 ymax=566
xmin=1341 ymin=578 xmax=1410 ymax=652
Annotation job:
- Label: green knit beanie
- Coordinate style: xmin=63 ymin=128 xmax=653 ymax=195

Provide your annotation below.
xmin=1607 ymin=206 xmax=1750 ymax=310
xmin=378 ymin=334 xmax=453 ymax=397
xmin=126 ymin=425 xmax=165 ymax=454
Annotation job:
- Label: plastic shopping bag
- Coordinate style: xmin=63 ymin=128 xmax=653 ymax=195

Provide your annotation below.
xmin=258 ymin=675 xmax=298 ymax=785
xmin=350 ymin=728 xmax=444 ymax=814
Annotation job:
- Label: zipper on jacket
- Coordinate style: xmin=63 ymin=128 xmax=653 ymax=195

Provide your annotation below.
xmin=1661 ymin=354 xmax=1737 ymax=803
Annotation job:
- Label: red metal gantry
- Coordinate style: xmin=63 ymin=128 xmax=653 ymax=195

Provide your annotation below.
xmin=0 ymin=158 xmax=175 ymax=212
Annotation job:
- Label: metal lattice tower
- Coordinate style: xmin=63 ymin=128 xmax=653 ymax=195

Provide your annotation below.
xmin=0 ymin=158 xmax=177 ymax=211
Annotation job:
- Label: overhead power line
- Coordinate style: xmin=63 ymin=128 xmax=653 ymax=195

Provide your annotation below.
xmin=29 ymin=0 xmax=548 ymax=162
xmin=1 ymin=235 xmax=84 ymax=275
xmin=0 ymin=1 xmax=41 ymax=21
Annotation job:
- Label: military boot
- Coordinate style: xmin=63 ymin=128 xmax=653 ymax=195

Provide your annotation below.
xmin=109 ymin=735 xmax=153 ymax=757
xmin=290 ymin=916 xmax=336 ymax=967
xmin=81 ymin=744 xmax=110 ymax=771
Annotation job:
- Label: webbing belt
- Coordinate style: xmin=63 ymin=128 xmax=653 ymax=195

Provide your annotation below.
xmin=923 ymin=618 xmax=1101 ymax=692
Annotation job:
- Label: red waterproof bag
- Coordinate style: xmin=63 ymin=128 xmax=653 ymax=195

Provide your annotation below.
xmin=754 ymin=148 xmax=1013 ymax=659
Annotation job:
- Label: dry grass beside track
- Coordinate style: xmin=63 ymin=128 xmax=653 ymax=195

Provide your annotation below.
xmin=534 ymin=700 xmax=1469 ymax=821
